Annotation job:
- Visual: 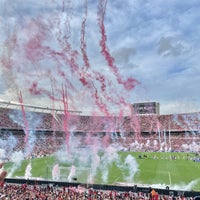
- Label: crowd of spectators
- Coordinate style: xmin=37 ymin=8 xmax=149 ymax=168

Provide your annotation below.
xmin=0 ymin=182 xmax=197 ymax=200
xmin=0 ymin=107 xmax=199 ymax=154
xmin=0 ymin=107 xmax=199 ymax=133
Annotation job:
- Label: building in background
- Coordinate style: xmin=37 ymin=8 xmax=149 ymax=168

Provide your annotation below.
xmin=132 ymin=102 xmax=160 ymax=115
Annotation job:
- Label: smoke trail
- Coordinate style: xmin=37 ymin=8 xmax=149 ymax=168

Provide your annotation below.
xmin=62 ymin=85 xmax=70 ymax=153
xmin=97 ymin=0 xmax=139 ymax=91
xmin=79 ymin=0 xmax=133 ymax=116
xmin=80 ymin=0 xmax=90 ymax=72
xmin=19 ymin=91 xmax=30 ymax=148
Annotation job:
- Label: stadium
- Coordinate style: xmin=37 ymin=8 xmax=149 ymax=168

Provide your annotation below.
xmin=0 ymin=99 xmax=200 ymax=199
xmin=1 ymin=1 xmax=200 ymax=199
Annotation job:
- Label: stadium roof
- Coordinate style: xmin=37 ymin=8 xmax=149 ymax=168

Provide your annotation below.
xmin=0 ymin=99 xmax=81 ymax=114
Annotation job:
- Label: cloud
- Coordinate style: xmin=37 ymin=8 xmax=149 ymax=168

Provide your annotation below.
xmin=113 ymin=47 xmax=136 ymax=63
xmin=157 ymin=37 xmax=185 ymax=56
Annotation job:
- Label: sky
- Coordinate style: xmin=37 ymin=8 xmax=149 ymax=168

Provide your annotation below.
xmin=0 ymin=0 xmax=200 ymax=116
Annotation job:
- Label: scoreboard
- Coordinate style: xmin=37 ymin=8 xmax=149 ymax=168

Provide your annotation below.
xmin=132 ymin=102 xmax=160 ymax=115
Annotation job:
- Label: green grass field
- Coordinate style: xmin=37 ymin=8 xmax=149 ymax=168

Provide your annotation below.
xmin=3 ymin=151 xmax=200 ymax=191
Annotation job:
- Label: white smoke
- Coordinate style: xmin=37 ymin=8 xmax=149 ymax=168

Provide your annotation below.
xmin=67 ymin=165 xmax=76 ymax=182
xmin=123 ymin=155 xmax=139 ymax=182
xmin=150 ymin=179 xmax=200 ymax=191
xmin=24 ymin=162 xmax=32 ymax=179
xmin=52 ymin=164 xmax=60 ymax=181
xmin=7 ymin=151 xmax=24 ymax=177
xmin=99 ymin=145 xmax=119 ymax=183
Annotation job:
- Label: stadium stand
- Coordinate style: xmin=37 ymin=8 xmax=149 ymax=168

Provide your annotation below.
xmin=0 ymin=104 xmax=200 ymax=153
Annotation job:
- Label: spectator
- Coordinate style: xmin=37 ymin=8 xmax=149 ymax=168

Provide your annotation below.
xmin=151 ymin=188 xmax=159 ymax=200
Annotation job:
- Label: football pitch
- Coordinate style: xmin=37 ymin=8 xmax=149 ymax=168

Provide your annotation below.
xmin=4 ymin=151 xmax=200 ymax=191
